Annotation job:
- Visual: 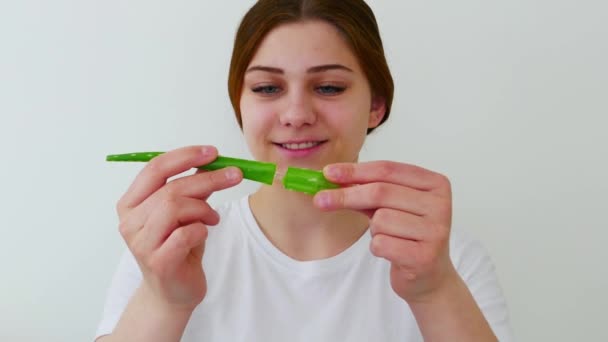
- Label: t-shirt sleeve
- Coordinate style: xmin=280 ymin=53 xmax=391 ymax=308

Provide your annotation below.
xmin=94 ymin=249 xmax=142 ymax=340
xmin=451 ymin=229 xmax=516 ymax=341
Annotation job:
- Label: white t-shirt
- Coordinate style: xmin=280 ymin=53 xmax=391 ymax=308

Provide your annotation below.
xmin=95 ymin=196 xmax=514 ymax=341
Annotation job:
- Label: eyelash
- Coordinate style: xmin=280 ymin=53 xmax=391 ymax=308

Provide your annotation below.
xmin=251 ymin=84 xmax=346 ymax=96
xmin=317 ymin=85 xmax=346 ymax=95
xmin=251 ymin=85 xmax=281 ymax=95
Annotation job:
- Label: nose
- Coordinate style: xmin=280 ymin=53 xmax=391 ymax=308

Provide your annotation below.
xmin=279 ymin=90 xmax=316 ymax=128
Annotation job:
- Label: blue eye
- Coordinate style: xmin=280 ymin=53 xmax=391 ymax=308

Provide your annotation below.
xmin=316 ymin=85 xmax=346 ymax=95
xmin=252 ymin=85 xmax=281 ymax=94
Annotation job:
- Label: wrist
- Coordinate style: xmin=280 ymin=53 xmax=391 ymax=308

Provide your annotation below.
xmin=406 ymin=266 xmax=463 ymax=306
xmin=109 ymin=283 xmax=196 ymax=341
xmin=138 ymin=283 xmax=198 ymax=317
xmin=404 ymin=268 xmax=498 ymax=341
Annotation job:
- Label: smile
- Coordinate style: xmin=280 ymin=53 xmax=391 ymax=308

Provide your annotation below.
xmin=279 ymin=141 xmax=324 ymax=150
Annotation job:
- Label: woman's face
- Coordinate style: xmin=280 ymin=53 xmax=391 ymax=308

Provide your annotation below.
xmin=240 ymin=20 xmax=385 ymax=170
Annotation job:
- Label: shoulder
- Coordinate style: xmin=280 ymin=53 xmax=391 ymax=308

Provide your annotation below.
xmin=449 ymin=229 xmax=514 ymax=340
xmin=448 ymin=228 xmax=497 ymax=281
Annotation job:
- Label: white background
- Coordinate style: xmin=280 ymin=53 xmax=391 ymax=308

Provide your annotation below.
xmin=1 ymin=1 xmax=606 ymax=341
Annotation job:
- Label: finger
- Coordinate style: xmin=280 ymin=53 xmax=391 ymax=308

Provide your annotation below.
xmin=161 ymin=167 xmax=243 ymax=201
xmin=117 ymin=145 xmax=218 ymax=214
xmin=323 ymin=161 xmax=451 ymax=195
xmin=122 ymin=167 xmax=242 ymax=238
xmin=360 ymin=209 xmax=376 ymax=219
xmin=118 ymin=206 xmax=148 ymax=241
xmin=370 ymin=208 xmax=431 ymax=241
xmin=155 ymin=221 xmax=209 ymax=270
xmin=314 ymin=182 xmax=444 ymax=218
xmin=370 ymin=233 xmax=422 ymax=268
xmin=136 ymin=197 xmax=219 ymax=253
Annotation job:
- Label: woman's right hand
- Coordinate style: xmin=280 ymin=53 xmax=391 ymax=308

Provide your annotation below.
xmin=115 ymin=145 xmax=243 ymax=311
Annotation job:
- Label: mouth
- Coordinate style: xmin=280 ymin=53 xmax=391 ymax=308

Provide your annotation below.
xmin=274 ymin=140 xmax=327 ymax=150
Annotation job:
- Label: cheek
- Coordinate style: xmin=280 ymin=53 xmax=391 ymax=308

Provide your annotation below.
xmin=240 ymin=97 xmax=276 ymax=138
xmin=323 ymin=100 xmax=370 ymax=133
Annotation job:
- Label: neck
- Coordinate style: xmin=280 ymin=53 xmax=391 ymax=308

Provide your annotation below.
xmin=249 ymin=183 xmax=369 ymax=261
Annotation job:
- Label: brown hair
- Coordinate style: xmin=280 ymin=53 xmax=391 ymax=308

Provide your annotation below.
xmin=227 ymin=0 xmax=394 ymax=134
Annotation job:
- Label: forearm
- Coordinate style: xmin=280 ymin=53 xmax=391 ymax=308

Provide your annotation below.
xmin=408 ymin=273 xmax=497 ymax=342
xmin=100 ymin=285 xmax=194 ymax=342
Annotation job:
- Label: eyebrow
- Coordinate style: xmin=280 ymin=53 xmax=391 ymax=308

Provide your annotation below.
xmin=245 ymin=64 xmax=354 ymax=74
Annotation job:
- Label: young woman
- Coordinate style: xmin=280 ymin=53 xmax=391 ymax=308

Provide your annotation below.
xmin=96 ymin=1 xmax=513 ymax=341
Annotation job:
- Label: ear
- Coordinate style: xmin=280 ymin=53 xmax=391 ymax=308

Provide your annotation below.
xmin=368 ymin=96 xmax=386 ymax=129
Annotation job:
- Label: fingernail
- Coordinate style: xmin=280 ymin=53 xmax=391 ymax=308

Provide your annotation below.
xmin=225 ymin=167 xmax=240 ymax=181
xmin=316 ymin=192 xmax=332 ymax=208
xmin=201 ymin=146 xmax=213 ymax=156
xmin=325 ymin=165 xmax=342 ymax=179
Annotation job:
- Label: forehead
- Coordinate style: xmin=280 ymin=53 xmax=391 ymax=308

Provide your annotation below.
xmin=248 ymin=20 xmax=362 ymax=73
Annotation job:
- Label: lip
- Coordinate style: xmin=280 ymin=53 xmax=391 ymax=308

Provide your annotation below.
xmin=273 ymin=140 xmax=328 ymax=159
xmin=274 ymin=138 xmax=328 ymax=144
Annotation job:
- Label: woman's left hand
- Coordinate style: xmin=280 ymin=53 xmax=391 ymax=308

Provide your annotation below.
xmin=313 ymin=160 xmax=460 ymax=303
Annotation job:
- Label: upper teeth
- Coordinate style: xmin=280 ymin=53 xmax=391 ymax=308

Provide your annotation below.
xmin=281 ymin=142 xmax=321 ymax=150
